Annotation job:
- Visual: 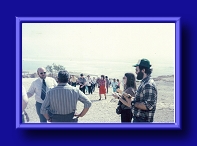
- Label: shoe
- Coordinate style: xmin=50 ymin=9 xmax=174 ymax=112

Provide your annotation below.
xmin=99 ymin=99 xmax=101 ymax=100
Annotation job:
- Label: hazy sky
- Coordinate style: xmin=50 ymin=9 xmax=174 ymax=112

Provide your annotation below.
xmin=22 ymin=23 xmax=175 ymax=65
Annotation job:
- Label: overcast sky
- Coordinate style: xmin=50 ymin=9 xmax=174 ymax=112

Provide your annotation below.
xmin=22 ymin=23 xmax=175 ymax=65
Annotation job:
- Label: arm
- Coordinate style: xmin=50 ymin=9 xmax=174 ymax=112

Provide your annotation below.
xmin=135 ymin=84 xmax=157 ymax=110
xmin=75 ymin=90 xmax=92 ymax=117
xmin=40 ymin=93 xmax=51 ymax=121
xmin=112 ymin=91 xmax=132 ymax=108
xmin=119 ymin=97 xmax=131 ymax=108
xmin=27 ymin=82 xmax=35 ymax=98
xmin=134 ymin=102 xmax=147 ymax=110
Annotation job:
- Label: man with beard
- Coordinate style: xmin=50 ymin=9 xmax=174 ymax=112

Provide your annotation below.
xmin=132 ymin=59 xmax=157 ymax=122
xmin=27 ymin=67 xmax=57 ymax=122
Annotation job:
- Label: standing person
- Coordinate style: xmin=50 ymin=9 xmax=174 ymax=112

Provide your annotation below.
xmin=40 ymin=70 xmax=92 ymax=122
xmin=132 ymin=59 xmax=157 ymax=122
xmin=111 ymin=78 xmax=118 ymax=92
xmin=112 ymin=73 xmax=137 ymax=122
xmin=70 ymin=75 xmax=78 ymax=87
xmin=105 ymin=76 xmax=109 ymax=94
xmin=109 ymin=78 xmax=111 ymax=87
xmin=116 ymin=79 xmax=121 ymax=90
xmin=22 ymin=85 xmax=29 ymax=123
xmin=86 ymin=75 xmax=93 ymax=94
xmin=77 ymin=73 xmax=86 ymax=94
xmin=92 ymin=77 xmax=96 ymax=92
xmin=98 ymin=75 xmax=107 ymax=100
xmin=27 ymin=67 xmax=57 ymax=123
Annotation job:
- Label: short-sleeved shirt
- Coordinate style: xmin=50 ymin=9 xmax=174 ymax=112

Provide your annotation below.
xmin=40 ymin=83 xmax=92 ymax=115
xmin=111 ymin=81 xmax=118 ymax=88
xmin=86 ymin=77 xmax=92 ymax=86
xmin=78 ymin=77 xmax=86 ymax=85
xmin=98 ymin=79 xmax=105 ymax=86
xmin=132 ymin=76 xmax=157 ymax=122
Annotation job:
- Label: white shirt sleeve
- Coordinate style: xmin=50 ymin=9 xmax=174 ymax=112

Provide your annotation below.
xmin=27 ymin=81 xmax=35 ymax=97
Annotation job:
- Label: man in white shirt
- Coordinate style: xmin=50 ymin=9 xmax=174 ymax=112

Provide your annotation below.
xmin=86 ymin=75 xmax=93 ymax=94
xmin=22 ymin=85 xmax=28 ymax=123
xmin=27 ymin=67 xmax=57 ymax=122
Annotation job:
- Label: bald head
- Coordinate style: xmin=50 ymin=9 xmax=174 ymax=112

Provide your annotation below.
xmin=37 ymin=67 xmax=46 ymax=79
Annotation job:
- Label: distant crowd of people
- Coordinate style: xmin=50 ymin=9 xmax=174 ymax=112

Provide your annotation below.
xmin=22 ymin=58 xmax=157 ymax=123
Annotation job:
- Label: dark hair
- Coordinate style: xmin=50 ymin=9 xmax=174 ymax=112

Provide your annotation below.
xmin=101 ymin=75 xmax=105 ymax=80
xmin=58 ymin=70 xmax=70 ymax=83
xmin=105 ymin=76 xmax=108 ymax=79
xmin=139 ymin=66 xmax=152 ymax=75
xmin=117 ymin=79 xmax=119 ymax=82
xmin=125 ymin=73 xmax=137 ymax=91
xmin=80 ymin=73 xmax=83 ymax=76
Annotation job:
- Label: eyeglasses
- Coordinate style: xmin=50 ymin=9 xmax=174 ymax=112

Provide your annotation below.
xmin=40 ymin=72 xmax=46 ymax=75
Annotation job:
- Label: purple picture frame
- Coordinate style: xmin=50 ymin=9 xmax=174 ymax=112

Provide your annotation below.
xmin=16 ymin=17 xmax=181 ymax=129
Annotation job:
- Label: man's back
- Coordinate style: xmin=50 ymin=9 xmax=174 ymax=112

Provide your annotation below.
xmin=43 ymin=83 xmax=92 ymax=115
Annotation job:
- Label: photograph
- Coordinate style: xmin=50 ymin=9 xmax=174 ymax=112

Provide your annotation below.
xmin=19 ymin=18 xmax=177 ymax=128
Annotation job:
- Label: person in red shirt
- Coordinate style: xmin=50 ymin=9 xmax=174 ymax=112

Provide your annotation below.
xmin=98 ymin=75 xmax=107 ymax=100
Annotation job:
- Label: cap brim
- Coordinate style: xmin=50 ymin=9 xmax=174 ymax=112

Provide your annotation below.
xmin=133 ymin=64 xmax=139 ymax=67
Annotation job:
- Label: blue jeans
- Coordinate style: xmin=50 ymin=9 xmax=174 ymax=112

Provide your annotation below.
xmin=36 ymin=102 xmax=47 ymax=123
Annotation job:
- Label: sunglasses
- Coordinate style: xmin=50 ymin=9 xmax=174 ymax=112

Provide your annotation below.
xmin=40 ymin=72 xmax=46 ymax=75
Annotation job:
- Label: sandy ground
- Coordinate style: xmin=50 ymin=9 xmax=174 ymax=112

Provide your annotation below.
xmin=22 ymin=75 xmax=174 ymax=123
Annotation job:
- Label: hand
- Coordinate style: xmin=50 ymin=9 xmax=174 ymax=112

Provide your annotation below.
xmin=47 ymin=118 xmax=52 ymax=122
xmin=74 ymin=112 xmax=81 ymax=118
xmin=112 ymin=92 xmax=119 ymax=99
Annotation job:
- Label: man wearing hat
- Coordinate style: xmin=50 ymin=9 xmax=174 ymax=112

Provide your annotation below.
xmin=132 ymin=59 xmax=157 ymax=122
xmin=40 ymin=70 xmax=92 ymax=122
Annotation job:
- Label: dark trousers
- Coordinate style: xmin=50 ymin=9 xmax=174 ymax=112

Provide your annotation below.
xmin=51 ymin=112 xmax=78 ymax=122
xmin=92 ymin=84 xmax=95 ymax=92
xmin=36 ymin=102 xmax=47 ymax=122
xmin=106 ymin=86 xmax=108 ymax=93
xmin=121 ymin=109 xmax=132 ymax=122
xmin=71 ymin=82 xmax=76 ymax=87
xmin=133 ymin=116 xmax=151 ymax=122
xmin=88 ymin=86 xmax=92 ymax=94
xmin=79 ymin=85 xmax=85 ymax=94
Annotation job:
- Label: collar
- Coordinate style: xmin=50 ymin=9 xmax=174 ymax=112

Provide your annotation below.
xmin=141 ymin=75 xmax=150 ymax=84
xmin=58 ymin=83 xmax=69 ymax=86
xmin=39 ymin=77 xmax=47 ymax=82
